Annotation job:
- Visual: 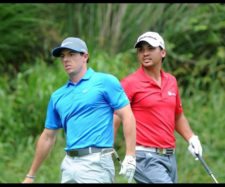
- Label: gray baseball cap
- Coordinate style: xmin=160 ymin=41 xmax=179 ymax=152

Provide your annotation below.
xmin=52 ymin=37 xmax=88 ymax=57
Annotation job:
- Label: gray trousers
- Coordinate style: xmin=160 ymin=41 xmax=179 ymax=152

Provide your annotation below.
xmin=134 ymin=150 xmax=177 ymax=183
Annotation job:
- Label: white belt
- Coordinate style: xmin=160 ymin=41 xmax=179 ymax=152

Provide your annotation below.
xmin=136 ymin=145 xmax=175 ymax=155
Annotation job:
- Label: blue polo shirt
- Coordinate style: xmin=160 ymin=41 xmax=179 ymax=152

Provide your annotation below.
xmin=45 ymin=68 xmax=129 ymax=151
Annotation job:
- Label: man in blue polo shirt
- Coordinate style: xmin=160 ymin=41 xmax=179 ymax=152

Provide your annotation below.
xmin=22 ymin=37 xmax=136 ymax=183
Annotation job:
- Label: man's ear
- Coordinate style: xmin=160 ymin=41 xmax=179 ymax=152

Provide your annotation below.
xmin=161 ymin=49 xmax=166 ymax=58
xmin=83 ymin=53 xmax=89 ymax=62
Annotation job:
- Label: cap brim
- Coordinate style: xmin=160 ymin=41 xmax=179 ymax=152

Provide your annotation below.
xmin=52 ymin=47 xmax=80 ymax=57
xmin=135 ymin=38 xmax=161 ymax=48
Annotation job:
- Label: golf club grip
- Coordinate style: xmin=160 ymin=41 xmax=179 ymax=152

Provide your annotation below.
xmin=113 ymin=149 xmax=122 ymax=165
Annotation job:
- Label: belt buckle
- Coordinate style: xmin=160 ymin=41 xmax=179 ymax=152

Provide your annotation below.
xmin=156 ymin=148 xmax=174 ymax=155
xmin=156 ymin=148 xmax=165 ymax=155
xmin=68 ymin=150 xmax=79 ymax=157
xmin=75 ymin=150 xmax=80 ymax=156
xmin=159 ymin=148 xmax=174 ymax=155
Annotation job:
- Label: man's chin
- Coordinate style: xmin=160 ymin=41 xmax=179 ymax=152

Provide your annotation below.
xmin=68 ymin=71 xmax=78 ymax=77
xmin=142 ymin=62 xmax=152 ymax=66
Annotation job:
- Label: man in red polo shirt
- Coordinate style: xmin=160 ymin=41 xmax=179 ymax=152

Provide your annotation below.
xmin=114 ymin=31 xmax=203 ymax=183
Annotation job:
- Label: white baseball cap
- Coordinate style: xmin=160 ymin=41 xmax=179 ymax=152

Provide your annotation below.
xmin=52 ymin=37 xmax=88 ymax=57
xmin=134 ymin=31 xmax=165 ymax=49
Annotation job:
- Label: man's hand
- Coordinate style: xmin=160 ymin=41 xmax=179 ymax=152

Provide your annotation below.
xmin=119 ymin=155 xmax=136 ymax=183
xmin=22 ymin=177 xmax=35 ymax=183
xmin=188 ymin=135 xmax=203 ymax=160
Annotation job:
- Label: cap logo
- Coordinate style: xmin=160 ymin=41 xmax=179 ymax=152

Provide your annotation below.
xmin=61 ymin=42 xmax=72 ymax=46
xmin=138 ymin=35 xmax=157 ymax=42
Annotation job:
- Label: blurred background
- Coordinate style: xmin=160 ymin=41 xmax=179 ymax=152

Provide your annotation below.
xmin=0 ymin=3 xmax=224 ymax=183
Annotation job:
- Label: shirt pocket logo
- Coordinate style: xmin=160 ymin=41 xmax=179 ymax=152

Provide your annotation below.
xmin=168 ymin=91 xmax=176 ymax=96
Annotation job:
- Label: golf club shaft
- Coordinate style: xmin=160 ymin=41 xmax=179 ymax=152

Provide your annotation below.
xmin=196 ymin=154 xmax=218 ymax=183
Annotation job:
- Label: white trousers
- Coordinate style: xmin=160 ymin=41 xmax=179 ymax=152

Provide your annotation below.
xmin=60 ymin=151 xmax=115 ymax=183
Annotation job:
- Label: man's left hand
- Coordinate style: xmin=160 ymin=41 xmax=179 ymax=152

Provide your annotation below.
xmin=119 ymin=155 xmax=136 ymax=183
xmin=188 ymin=135 xmax=203 ymax=160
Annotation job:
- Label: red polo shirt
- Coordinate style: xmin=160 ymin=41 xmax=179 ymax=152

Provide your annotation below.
xmin=121 ymin=66 xmax=183 ymax=148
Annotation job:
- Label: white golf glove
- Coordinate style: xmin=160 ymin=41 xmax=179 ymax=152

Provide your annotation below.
xmin=119 ymin=155 xmax=136 ymax=183
xmin=188 ymin=135 xmax=203 ymax=160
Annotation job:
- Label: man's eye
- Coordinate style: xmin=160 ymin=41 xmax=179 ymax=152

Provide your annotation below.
xmin=70 ymin=52 xmax=76 ymax=56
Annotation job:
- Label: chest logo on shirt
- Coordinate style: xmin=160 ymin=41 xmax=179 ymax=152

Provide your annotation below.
xmin=168 ymin=91 xmax=176 ymax=96
xmin=82 ymin=89 xmax=88 ymax=94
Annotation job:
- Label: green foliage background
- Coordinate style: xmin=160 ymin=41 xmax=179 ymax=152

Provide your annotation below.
xmin=0 ymin=3 xmax=224 ymax=183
